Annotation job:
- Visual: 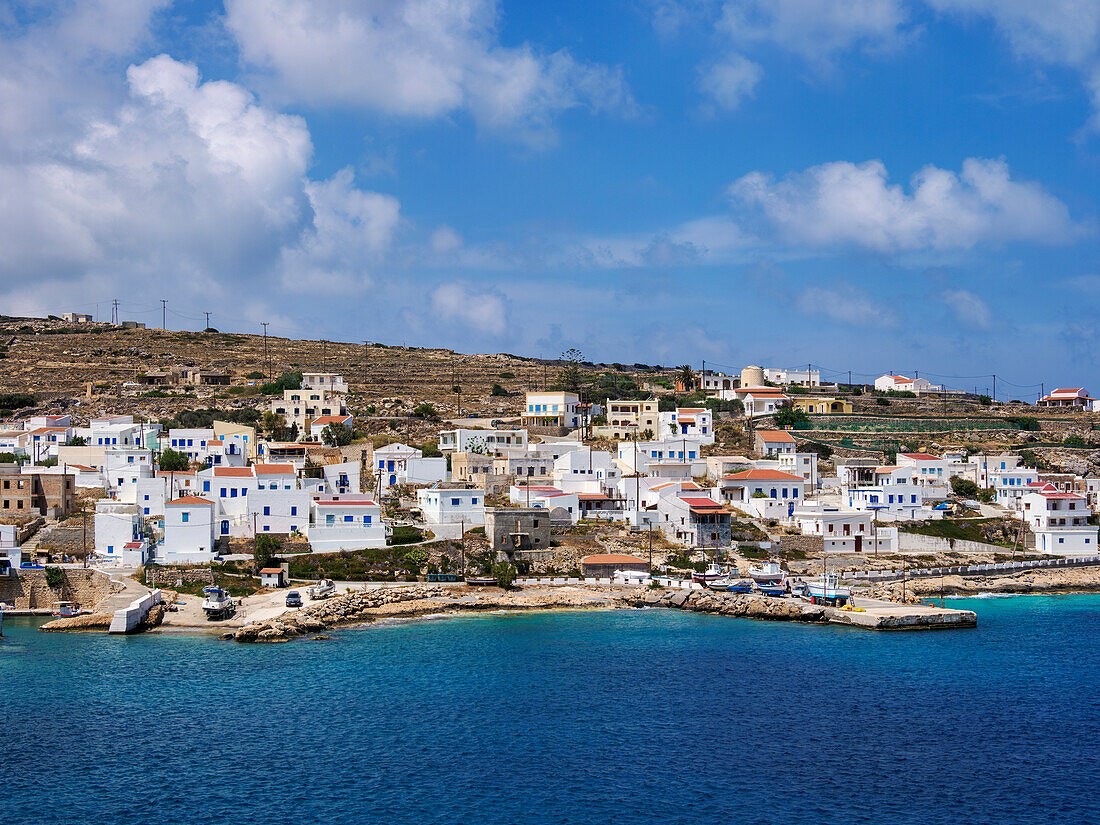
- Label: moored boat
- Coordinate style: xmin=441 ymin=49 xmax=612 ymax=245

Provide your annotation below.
xmin=51 ymin=602 xmax=82 ymax=617
xmin=464 ymin=576 xmax=497 ymax=586
xmin=727 ymin=579 xmax=754 ymax=594
xmin=201 ymin=586 xmax=236 ymax=620
xmin=749 ymin=561 xmax=785 ymax=584
xmin=804 ymin=575 xmax=851 ymax=606
xmin=692 ymin=563 xmax=724 ymax=584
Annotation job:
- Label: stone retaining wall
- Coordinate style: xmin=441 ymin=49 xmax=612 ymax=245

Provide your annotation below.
xmin=0 ymin=569 xmax=118 ymax=610
xmin=779 ymin=535 xmax=823 ymax=554
xmin=150 ymin=567 xmax=214 ymax=588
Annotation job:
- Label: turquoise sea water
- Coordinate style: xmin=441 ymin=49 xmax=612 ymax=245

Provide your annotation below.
xmin=2 ymin=596 xmax=1100 ymax=825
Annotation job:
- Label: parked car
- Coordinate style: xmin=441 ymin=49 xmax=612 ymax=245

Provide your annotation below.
xmin=285 ymin=591 xmax=302 ymax=608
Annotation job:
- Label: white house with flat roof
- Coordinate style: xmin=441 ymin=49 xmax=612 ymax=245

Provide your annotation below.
xmin=522 ymin=391 xmax=581 ymax=429
xmin=161 ymin=496 xmax=217 ymax=563
xmin=1022 ymin=490 xmax=1098 ymax=555
xmin=659 ymin=408 xmax=714 ymax=444
xmin=94 ymin=500 xmax=143 ymax=565
xmin=417 ymin=484 xmax=485 ymax=526
xmin=438 ymin=428 xmax=529 ymax=455
xmin=308 ymin=496 xmax=385 ymax=552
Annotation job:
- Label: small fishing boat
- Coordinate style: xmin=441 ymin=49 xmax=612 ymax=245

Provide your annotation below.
xmin=50 ymin=602 xmax=82 ymax=617
xmin=804 ymin=575 xmax=851 ymax=606
xmin=200 ymin=586 xmax=236 ymax=620
xmin=755 ymin=582 xmax=786 ymax=597
xmin=464 ymin=576 xmax=497 ymax=586
xmin=727 ymin=579 xmax=754 ymax=594
xmin=307 ymin=578 xmax=336 ymax=600
xmin=706 ymin=577 xmax=732 ymax=591
xmin=691 ymin=563 xmax=724 ymax=584
xmin=749 ymin=561 xmax=785 ymax=584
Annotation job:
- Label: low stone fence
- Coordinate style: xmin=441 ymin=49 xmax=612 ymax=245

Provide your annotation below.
xmin=898 ymin=531 xmax=1034 ymax=554
xmin=844 ymin=554 xmax=1100 ymax=582
xmin=109 ymin=589 xmax=163 ymax=634
xmin=149 ymin=566 xmax=214 ymax=588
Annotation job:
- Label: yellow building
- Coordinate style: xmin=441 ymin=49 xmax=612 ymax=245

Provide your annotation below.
xmin=790 ymin=397 xmax=852 ymax=415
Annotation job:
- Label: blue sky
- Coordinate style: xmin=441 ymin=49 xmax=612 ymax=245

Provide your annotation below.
xmin=3 ymin=1 xmax=1100 ymax=397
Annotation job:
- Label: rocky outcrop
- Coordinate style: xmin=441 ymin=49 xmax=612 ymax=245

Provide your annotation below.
xmin=230 ymin=586 xmax=453 ymax=642
xmin=232 ymin=614 xmax=328 ymax=643
xmin=619 ymin=587 xmax=829 ymax=623
xmin=39 ymin=612 xmax=113 ymax=631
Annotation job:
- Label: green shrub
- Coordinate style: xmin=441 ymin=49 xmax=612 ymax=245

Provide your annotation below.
xmin=260 ymin=371 xmax=303 ymax=395
xmin=950 ymin=476 xmax=979 ymax=497
xmin=45 ymin=566 xmax=66 ymax=589
xmin=493 ymin=561 xmax=517 ymax=589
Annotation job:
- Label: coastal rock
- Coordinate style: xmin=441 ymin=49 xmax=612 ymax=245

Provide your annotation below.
xmin=39 ymin=613 xmax=113 ymax=632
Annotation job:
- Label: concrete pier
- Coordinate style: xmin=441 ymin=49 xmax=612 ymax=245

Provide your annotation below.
xmin=622 ymin=588 xmax=976 ymax=630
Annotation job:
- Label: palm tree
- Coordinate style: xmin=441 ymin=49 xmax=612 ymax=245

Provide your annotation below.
xmin=676 ymin=364 xmax=695 ymax=392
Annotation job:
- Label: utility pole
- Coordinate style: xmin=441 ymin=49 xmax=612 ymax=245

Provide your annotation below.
xmin=992 ymin=374 xmax=996 ymax=403
xmin=848 ymin=369 xmax=852 ymax=389
xmin=112 ymin=299 xmax=119 ymax=325
xmin=161 ymin=299 xmax=166 ymax=330
xmin=261 ymin=322 xmax=269 ymax=379
xmin=363 ymin=341 xmax=369 ymax=380
xmin=204 ymin=311 xmax=211 ymax=331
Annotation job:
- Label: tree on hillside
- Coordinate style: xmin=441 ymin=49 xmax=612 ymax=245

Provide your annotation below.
xmin=676 ymin=364 xmax=695 ymax=392
xmin=557 ymin=348 xmax=586 ymax=394
xmin=772 ymin=403 xmax=808 ymax=429
xmin=253 ymin=534 xmax=282 ymax=574
xmin=158 ymin=448 xmax=190 ymax=472
xmin=321 ymin=423 xmax=354 ymax=447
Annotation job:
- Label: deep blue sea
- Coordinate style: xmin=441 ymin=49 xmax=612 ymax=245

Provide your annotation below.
xmin=3 ymin=596 xmax=1100 ymax=825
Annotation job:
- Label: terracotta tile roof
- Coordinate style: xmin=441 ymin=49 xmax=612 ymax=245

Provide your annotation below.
xmin=312 ymin=414 xmax=353 ymax=425
xmin=314 ymin=497 xmax=378 ymax=506
xmin=254 ymin=463 xmax=295 ymax=474
xmin=900 ymin=453 xmax=942 ymax=461
xmin=756 ymin=430 xmax=795 ymax=442
xmin=1040 ymin=492 xmax=1085 ymax=499
xmin=259 ymin=568 xmax=283 ymax=574
xmin=168 ymin=495 xmax=213 ymax=506
xmin=722 ymin=469 xmax=805 ymax=481
xmin=213 ymin=467 xmax=254 ymax=477
xmin=578 ymin=493 xmax=610 ymax=500
xmin=581 ymin=554 xmax=647 ymax=565
xmin=678 ymin=496 xmax=722 ymax=507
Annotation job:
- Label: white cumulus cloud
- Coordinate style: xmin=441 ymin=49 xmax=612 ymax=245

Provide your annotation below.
xmin=940 ymin=288 xmax=991 ymax=328
xmin=430 ymin=282 xmax=507 ymax=335
xmin=797 ymin=283 xmax=896 ymax=326
xmin=0 ymin=53 xmax=401 ymax=314
xmin=728 ymin=157 xmax=1081 ymax=252
xmin=224 ymin=0 xmax=636 ymax=142
xmin=698 ymin=54 xmax=763 ymax=110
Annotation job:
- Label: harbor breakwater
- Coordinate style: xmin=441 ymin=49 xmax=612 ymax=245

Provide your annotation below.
xmin=228 ymin=582 xmax=976 ymax=642
xmin=619 ymin=588 xmax=978 ymax=630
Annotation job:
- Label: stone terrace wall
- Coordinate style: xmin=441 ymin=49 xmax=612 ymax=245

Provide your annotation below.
xmin=0 ymin=569 xmax=118 ymax=610
xmin=779 ymin=535 xmax=823 ymax=555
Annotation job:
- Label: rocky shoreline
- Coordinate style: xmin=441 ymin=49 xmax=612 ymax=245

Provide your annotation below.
xmin=226 ymin=585 xmax=619 ymax=642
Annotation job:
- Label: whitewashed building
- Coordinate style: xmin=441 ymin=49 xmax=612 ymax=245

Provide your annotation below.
xmin=1022 ymin=490 xmax=1098 ymax=555
xmin=161 ymin=496 xmax=217 ymax=563
xmin=308 ymin=496 xmax=386 ymax=552
xmin=417 ymin=484 xmax=486 ymax=526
